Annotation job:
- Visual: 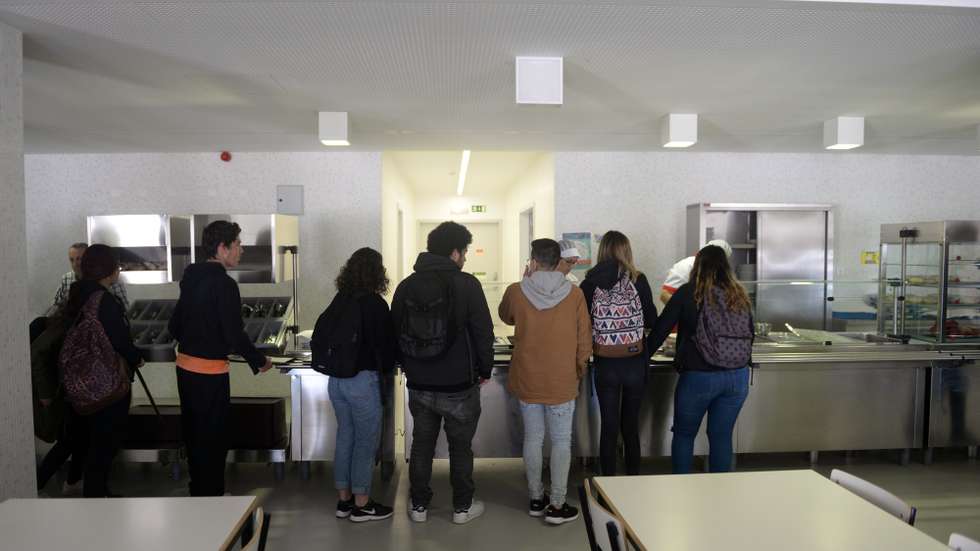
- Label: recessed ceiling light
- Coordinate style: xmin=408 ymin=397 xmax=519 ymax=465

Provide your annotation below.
xmin=661 ymin=114 xmax=698 ymax=148
xmin=824 ymin=116 xmax=864 ymax=150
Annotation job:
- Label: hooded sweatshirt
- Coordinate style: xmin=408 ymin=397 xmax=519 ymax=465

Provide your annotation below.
xmin=499 ymin=270 xmax=592 ymax=405
xmin=168 ymin=262 xmax=266 ymax=374
xmin=391 ymin=252 xmax=495 ymax=392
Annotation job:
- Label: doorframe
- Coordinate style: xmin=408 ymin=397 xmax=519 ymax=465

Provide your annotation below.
xmin=416 ymin=218 xmax=503 ymax=282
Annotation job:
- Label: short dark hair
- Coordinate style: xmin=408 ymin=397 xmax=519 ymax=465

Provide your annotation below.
xmin=70 ymin=242 xmax=88 ymax=251
xmin=531 ymin=238 xmax=560 ymax=269
xmin=426 ymin=221 xmax=472 ymax=257
xmin=80 ymin=244 xmax=119 ymax=281
xmin=202 ymin=221 xmax=241 ymax=259
xmin=336 ymin=247 xmax=389 ymax=295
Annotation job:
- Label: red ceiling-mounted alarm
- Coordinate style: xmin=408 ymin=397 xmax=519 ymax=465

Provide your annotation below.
xmin=220 ymin=151 xmax=232 ymax=162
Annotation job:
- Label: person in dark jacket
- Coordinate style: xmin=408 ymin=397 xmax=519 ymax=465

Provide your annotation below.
xmin=169 ymin=221 xmax=272 ymax=496
xmin=327 ymin=247 xmax=397 ymax=522
xmin=62 ymin=244 xmax=144 ymax=497
xmin=648 ymin=245 xmax=753 ymax=474
xmin=391 ymin=221 xmax=494 ymax=525
xmin=580 ymin=231 xmax=657 ymax=476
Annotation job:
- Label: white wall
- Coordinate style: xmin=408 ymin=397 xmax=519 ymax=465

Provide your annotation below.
xmin=502 ymin=153 xmax=555 ymax=282
xmin=25 ymin=152 xmax=382 ymax=400
xmin=381 ymin=157 xmax=416 ymax=293
xmin=555 ymin=152 xmax=980 ymax=303
xmin=0 ymin=21 xmax=35 ymax=500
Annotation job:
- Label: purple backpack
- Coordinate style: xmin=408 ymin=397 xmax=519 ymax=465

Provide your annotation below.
xmin=58 ymin=290 xmax=130 ymax=414
xmin=693 ymin=287 xmax=754 ymax=369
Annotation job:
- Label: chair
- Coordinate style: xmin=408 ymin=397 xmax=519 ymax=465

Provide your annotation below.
xmin=949 ymin=533 xmax=980 ymax=551
xmin=579 ymin=478 xmax=628 ymax=551
xmin=241 ymin=506 xmax=270 ymax=551
xmin=829 ymin=469 xmax=917 ymax=525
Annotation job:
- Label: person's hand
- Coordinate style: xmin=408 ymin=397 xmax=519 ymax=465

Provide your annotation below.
xmin=259 ymin=358 xmax=274 ymax=373
xmin=479 ymin=377 xmax=490 ymax=386
xmin=523 ymin=263 xmax=532 ymax=278
xmin=39 ymin=398 xmax=52 ymax=408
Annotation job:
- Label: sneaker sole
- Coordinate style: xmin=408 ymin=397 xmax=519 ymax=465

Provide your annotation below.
xmin=350 ymin=512 xmax=394 ymax=523
xmin=409 ymin=512 xmax=428 ymax=523
xmin=335 ymin=510 xmax=352 ymax=519
xmin=528 ymin=510 xmax=545 ymax=517
xmin=453 ymin=511 xmax=484 ymax=525
xmin=545 ymin=513 xmax=580 ymax=525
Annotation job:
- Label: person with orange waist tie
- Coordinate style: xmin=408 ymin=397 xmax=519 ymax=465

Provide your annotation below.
xmin=168 ymin=220 xmax=273 ymax=496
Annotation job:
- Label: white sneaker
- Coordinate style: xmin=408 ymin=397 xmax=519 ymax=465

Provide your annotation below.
xmin=409 ymin=503 xmax=428 ymax=523
xmin=452 ymin=499 xmax=485 ymax=525
xmin=62 ymin=480 xmax=83 ymax=497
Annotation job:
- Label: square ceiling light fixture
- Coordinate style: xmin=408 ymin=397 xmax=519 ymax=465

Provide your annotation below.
xmin=318 ymin=111 xmax=349 ymax=146
xmin=661 ymin=113 xmax=698 ymax=148
xmin=516 ymin=56 xmax=563 ymax=105
xmin=824 ymin=116 xmax=864 ymax=150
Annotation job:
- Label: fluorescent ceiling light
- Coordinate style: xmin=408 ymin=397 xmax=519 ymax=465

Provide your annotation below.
xmin=318 ymin=111 xmax=349 ymax=147
xmin=661 ymin=114 xmax=698 ymax=149
xmin=456 ymin=150 xmax=471 ymax=196
xmin=824 ymin=116 xmax=864 ymax=150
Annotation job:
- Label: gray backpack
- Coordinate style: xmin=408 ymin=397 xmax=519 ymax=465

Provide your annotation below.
xmin=693 ymin=287 xmax=754 ymax=369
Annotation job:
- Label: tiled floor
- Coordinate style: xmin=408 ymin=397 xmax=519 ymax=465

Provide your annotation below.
xmin=41 ymin=450 xmax=980 ymax=550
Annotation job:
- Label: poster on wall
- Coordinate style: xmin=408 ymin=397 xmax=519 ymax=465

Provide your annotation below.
xmin=562 ymin=232 xmax=593 ymax=267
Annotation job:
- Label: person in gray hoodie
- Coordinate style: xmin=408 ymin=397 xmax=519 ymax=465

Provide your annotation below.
xmin=499 ymin=239 xmax=592 ymax=525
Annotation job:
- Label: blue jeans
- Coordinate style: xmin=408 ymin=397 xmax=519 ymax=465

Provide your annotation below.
xmin=329 ymin=370 xmax=383 ymax=496
xmin=520 ymin=399 xmax=575 ymax=507
xmin=671 ymin=367 xmax=749 ymax=474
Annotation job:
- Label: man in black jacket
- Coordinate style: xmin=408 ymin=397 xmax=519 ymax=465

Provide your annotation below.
xmin=169 ymin=221 xmax=272 ymax=496
xmin=391 ymin=221 xmax=494 ymax=525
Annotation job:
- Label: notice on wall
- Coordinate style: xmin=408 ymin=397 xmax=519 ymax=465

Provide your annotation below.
xmin=861 ymin=251 xmax=879 ymax=265
xmin=562 ymin=232 xmax=593 ymax=267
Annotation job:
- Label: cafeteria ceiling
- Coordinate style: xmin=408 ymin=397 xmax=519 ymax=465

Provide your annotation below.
xmin=1 ymin=1 xmax=979 ymax=155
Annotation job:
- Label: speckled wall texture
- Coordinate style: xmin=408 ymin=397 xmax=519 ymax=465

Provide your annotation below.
xmin=555 ymin=152 xmax=980 ymax=301
xmin=0 ymin=21 xmax=36 ymax=500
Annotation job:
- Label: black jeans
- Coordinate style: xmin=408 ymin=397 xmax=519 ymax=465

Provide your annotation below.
xmin=408 ymin=386 xmax=481 ymax=510
xmin=37 ymin=406 xmax=87 ymax=490
xmin=594 ymin=356 xmax=647 ymax=476
xmin=176 ymin=368 xmax=230 ymax=497
xmin=83 ymin=393 xmax=131 ymax=497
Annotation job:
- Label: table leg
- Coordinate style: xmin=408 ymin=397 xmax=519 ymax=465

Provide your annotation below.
xmin=900 ymin=449 xmax=910 ymax=466
xmin=924 ymin=448 xmax=934 ymax=465
xmin=299 ymin=461 xmax=311 ymax=480
xmin=968 ymin=446 xmax=977 ymax=460
xmin=809 ymin=451 xmax=819 ymax=466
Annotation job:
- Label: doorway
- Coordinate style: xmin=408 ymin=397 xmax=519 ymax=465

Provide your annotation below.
xmin=519 ymin=206 xmax=534 ymax=279
xmin=417 ymin=220 xmax=502 ymax=283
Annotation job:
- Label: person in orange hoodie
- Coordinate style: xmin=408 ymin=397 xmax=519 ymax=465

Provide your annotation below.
xmin=499 ymin=238 xmax=592 ymax=526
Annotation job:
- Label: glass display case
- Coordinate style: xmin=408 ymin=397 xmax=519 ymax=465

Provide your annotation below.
xmin=878 ymin=221 xmax=980 ymax=343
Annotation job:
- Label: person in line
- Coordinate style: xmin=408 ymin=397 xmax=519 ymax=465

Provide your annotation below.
xmin=648 ymin=245 xmax=754 ymax=474
xmin=61 ymin=244 xmax=143 ymax=497
xmin=318 ymin=248 xmax=396 ymax=522
xmin=659 ymin=239 xmax=732 ymax=305
xmin=168 ymin=221 xmax=272 ymax=496
xmin=556 ymin=239 xmax=582 ymax=284
xmin=499 ymin=238 xmax=591 ymax=525
xmin=580 ymin=231 xmax=657 ymax=476
xmin=50 ymin=242 xmax=129 ymax=315
xmin=392 ymin=221 xmax=494 ymax=525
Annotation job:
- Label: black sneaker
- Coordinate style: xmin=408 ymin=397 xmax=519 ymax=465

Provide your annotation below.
xmin=336 ymin=497 xmax=355 ymax=519
xmin=350 ymin=501 xmax=394 ymax=523
xmin=544 ymin=503 xmax=579 ymax=525
xmin=529 ymin=494 xmax=549 ymax=517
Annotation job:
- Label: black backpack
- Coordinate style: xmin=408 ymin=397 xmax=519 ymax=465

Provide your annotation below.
xmin=310 ymin=292 xmax=363 ymax=378
xmin=397 ymin=271 xmax=456 ymax=360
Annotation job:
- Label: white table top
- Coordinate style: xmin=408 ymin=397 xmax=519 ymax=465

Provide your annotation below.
xmin=593 ymin=470 xmax=948 ymax=551
xmin=0 ymin=496 xmax=257 ymax=551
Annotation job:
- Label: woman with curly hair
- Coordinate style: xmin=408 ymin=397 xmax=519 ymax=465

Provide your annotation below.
xmin=321 ymin=247 xmax=396 ymax=522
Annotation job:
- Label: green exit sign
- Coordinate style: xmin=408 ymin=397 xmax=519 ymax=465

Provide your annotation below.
xmin=471 ymin=205 xmax=487 ymax=213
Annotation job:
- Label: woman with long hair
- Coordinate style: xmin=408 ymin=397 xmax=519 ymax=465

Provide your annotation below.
xmin=648 ymin=244 xmax=753 ymax=473
xmin=318 ymin=247 xmax=396 ymax=522
xmin=580 ymin=231 xmax=657 ymax=476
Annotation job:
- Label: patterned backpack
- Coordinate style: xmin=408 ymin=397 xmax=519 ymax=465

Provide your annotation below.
xmin=693 ymin=287 xmax=754 ymax=368
xmin=58 ymin=290 xmax=131 ymax=414
xmin=591 ymin=274 xmax=645 ymax=357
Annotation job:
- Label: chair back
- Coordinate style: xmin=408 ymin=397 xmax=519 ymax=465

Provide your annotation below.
xmin=830 ymin=469 xmax=917 ymax=525
xmin=949 ymin=533 xmax=980 ymax=551
xmin=582 ymin=478 xmax=627 ymax=551
xmin=242 ymin=506 xmax=266 ymax=551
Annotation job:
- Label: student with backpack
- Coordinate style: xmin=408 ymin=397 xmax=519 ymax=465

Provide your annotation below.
xmin=311 ymin=247 xmax=396 ymax=522
xmin=58 ymin=244 xmax=144 ymax=497
xmin=580 ymin=231 xmax=657 ymax=476
xmin=647 ymin=244 xmax=754 ymax=474
xmin=499 ymin=239 xmax=591 ymax=525
xmin=391 ymin=221 xmax=494 ymax=525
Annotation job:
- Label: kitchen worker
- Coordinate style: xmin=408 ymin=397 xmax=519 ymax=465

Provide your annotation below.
xmin=659 ymin=239 xmax=733 ymax=305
